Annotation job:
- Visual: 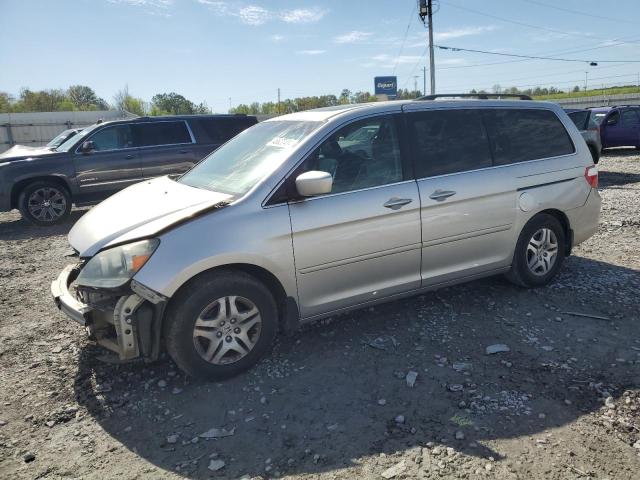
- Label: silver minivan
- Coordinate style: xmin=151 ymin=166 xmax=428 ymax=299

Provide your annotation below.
xmin=52 ymin=98 xmax=601 ymax=379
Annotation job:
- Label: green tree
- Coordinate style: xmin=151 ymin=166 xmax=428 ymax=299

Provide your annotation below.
xmin=0 ymin=92 xmax=13 ymax=112
xmin=339 ymin=89 xmax=351 ymax=104
xmin=151 ymin=92 xmax=195 ymax=115
xmin=114 ymin=85 xmax=147 ymax=116
xmin=67 ymin=85 xmax=109 ymax=110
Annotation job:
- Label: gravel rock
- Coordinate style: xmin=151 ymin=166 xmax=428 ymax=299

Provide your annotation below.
xmin=381 ymin=460 xmax=406 ymax=479
xmin=405 ymin=371 xmax=418 ymax=388
xmin=486 ymin=344 xmax=510 ymax=355
xmin=207 ymin=459 xmax=225 ymax=471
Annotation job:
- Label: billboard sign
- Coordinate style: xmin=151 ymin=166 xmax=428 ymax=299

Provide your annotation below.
xmin=374 ymin=76 xmax=397 ymax=99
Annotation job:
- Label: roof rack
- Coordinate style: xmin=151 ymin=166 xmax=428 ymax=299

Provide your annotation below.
xmin=416 ymin=93 xmax=533 ymax=101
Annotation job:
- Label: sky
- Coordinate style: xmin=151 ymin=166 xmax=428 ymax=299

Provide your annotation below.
xmin=1 ymin=0 xmax=640 ymax=113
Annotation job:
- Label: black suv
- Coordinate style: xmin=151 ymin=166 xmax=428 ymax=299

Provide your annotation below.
xmin=0 ymin=115 xmax=257 ymax=225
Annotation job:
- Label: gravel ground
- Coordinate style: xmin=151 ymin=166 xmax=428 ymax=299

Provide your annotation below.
xmin=0 ymin=151 xmax=639 ymax=480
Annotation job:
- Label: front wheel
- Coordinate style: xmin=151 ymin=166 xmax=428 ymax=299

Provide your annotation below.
xmin=506 ymin=214 xmax=566 ymax=288
xmin=18 ymin=181 xmax=71 ymax=226
xmin=164 ymin=270 xmax=278 ymax=380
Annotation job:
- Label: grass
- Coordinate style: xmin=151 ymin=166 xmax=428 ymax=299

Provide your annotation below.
xmin=534 ymin=85 xmax=640 ymax=100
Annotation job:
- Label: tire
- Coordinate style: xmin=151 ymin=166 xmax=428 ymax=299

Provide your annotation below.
xmin=164 ymin=270 xmax=278 ymax=380
xmin=18 ymin=180 xmax=72 ymax=226
xmin=506 ymin=213 xmax=566 ymax=288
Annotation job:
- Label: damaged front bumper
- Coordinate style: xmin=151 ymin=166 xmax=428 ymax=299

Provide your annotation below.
xmin=51 ymin=264 xmax=167 ymax=362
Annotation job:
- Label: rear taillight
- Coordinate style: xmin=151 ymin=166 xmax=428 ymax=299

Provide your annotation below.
xmin=585 ymin=165 xmax=598 ymax=188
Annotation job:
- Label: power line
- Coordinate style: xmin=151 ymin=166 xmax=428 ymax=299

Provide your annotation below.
xmin=520 ymin=0 xmax=637 ymax=25
xmin=435 ymin=44 xmax=640 ymax=64
xmin=439 ymin=0 xmax=640 ymax=45
xmin=392 ymin=2 xmax=417 ymax=75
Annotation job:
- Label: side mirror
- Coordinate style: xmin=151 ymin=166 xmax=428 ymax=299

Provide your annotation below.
xmin=295 ymin=170 xmax=333 ymax=197
xmin=80 ymin=140 xmax=95 ymax=153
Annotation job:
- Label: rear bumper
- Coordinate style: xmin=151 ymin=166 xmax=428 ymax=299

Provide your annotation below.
xmin=51 ymin=264 xmax=167 ymax=361
xmin=567 ymin=188 xmax=602 ymax=247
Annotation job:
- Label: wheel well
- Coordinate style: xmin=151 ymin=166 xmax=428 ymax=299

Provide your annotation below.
xmin=167 ymin=264 xmax=296 ymax=333
xmin=538 ymin=208 xmax=572 ymax=255
xmin=11 ymin=176 xmax=71 ymax=210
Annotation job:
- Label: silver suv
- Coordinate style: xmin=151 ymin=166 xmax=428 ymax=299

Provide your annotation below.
xmin=52 ymin=98 xmax=601 ymax=379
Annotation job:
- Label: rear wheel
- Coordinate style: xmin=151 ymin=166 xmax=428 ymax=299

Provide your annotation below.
xmin=18 ymin=180 xmax=71 ymax=226
xmin=506 ymin=214 xmax=566 ymax=288
xmin=164 ymin=270 xmax=278 ymax=380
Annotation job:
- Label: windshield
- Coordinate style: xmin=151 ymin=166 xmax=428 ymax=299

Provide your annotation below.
xmin=47 ymin=129 xmax=80 ymax=149
xmin=55 ymin=124 xmax=100 ymax=151
xmin=590 ymin=111 xmax=608 ymax=125
xmin=178 ymin=120 xmax=321 ymax=195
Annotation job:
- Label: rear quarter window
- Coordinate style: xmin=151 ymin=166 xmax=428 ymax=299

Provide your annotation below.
xmin=482 ymin=109 xmax=575 ymax=165
xmin=567 ymin=111 xmax=589 ymax=130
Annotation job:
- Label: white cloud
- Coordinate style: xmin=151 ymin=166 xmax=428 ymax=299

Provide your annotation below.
xmin=407 ymin=25 xmax=498 ymax=47
xmin=334 ymin=30 xmax=373 ymax=44
xmin=197 ymin=2 xmax=328 ymax=26
xmin=107 ymin=0 xmax=173 ymax=15
xmin=237 ymin=5 xmax=270 ymax=25
xmin=270 ymin=34 xmax=285 ymax=42
xmin=280 ymin=7 xmax=326 ymax=24
xmin=297 ymin=49 xmax=326 ymax=55
xmin=434 ymin=26 xmax=497 ymax=41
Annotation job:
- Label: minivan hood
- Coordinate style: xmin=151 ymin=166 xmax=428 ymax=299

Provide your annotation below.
xmin=69 ymin=176 xmax=232 ymax=257
xmin=0 ymin=145 xmax=56 ymax=161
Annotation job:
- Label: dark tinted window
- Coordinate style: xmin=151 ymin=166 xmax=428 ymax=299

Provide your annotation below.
xmin=407 ymin=109 xmax=492 ymax=178
xmin=482 ymin=109 xmax=574 ymax=165
xmin=131 ymin=121 xmax=191 ymax=147
xmin=190 ymin=117 xmax=257 ymax=144
xmin=567 ymin=111 xmax=589 ymax=130
xmin=621 ymin=109 xmax=640 ymax=126
xmin=88 ymin=125 xmax=132 ymax=151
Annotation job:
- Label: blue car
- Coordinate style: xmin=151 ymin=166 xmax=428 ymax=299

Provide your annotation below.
xmin=590 ymin=105 xmax=640 ymax=150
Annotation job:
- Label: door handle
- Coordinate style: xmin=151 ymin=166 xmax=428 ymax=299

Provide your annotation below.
xmin=429 ymin=189 xmax=456 ymax=201
xmin=124 ymin=154 xmax=135 ymax=159
xmin=178 ymin=149 xmax=189 ymax=154
xmin=383 ymin=197 xmax=413 ymax=210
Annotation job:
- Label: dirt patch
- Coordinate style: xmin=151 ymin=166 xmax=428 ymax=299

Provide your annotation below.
xmin=0 ymin=152 xmax=639 ymax=479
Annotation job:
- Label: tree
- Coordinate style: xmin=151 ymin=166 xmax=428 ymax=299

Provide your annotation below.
xmin=0 ymin=92 xmax=13 ymax=113
xmin=151 ymin=92 xmax=195 ymax=115
xmin=15 ymin=88 xmax=67 ymax=112
xmin=339 ymin=89 xmax=351 ymax=104
xmin=67 ymin=85 xmax=108 ymax=110
xmin=572 ymin=85 xmax=581 ymax=93
xmin=114 ymin=85 xmax=147 ymax=116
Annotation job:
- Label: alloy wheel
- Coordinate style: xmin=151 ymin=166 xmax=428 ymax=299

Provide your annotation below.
xmin=192 ymin=296 xmax=262 ymax=365
xmin=27 ymin=187 xmax=67 ymax=222
xmin=526 ymin=227 xmax=558 ymax=276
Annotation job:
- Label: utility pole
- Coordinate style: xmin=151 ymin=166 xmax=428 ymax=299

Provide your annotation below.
xmin=277 ymin=88 xmax=281 ymax=115
xmin=427 ymin=0 xmax=435 ymax=94
xmin=419 ymin=0 xmax=436 ymax=94
xmin=584 ymin=72 xmax=588 ymax=93
xmin=423 ymin=66 xmax=427 ymax=96
xmin=228 ymin=97 xmax=232 ymax=111
xmin=413 ymin=75 xmax=420 ymax=97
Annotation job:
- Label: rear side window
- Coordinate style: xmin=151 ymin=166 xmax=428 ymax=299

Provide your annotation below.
xmin=190 ymin=117 xmax=256 ymax=144
xmin=407 ymin=109 xmax=492 ymax=178
xmin=483 ymin=109 xmax=574 ymax=165
xmin=567 ymin=111 xmax=589 ymax=130
xmin=621 ymin=109 xmax=640 ymax=126
xmin=131 ymin=121 xmax=192 ymax=147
